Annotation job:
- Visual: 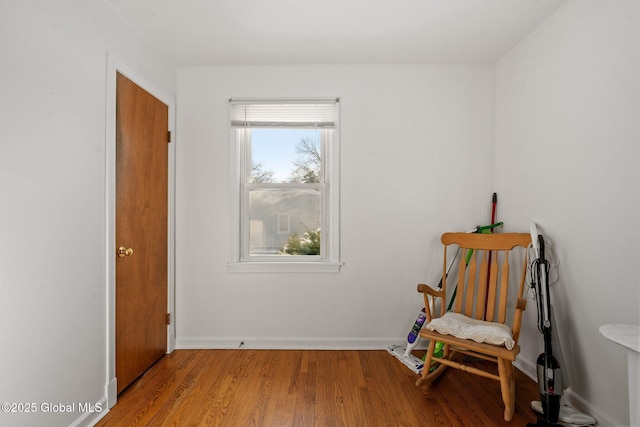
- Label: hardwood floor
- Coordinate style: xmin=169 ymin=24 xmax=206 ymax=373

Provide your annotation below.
xmin=95 ymin=349 xmax=541 ymax=426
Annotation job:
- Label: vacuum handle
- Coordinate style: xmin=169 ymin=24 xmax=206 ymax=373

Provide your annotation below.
xmin=530 ymin=221 xmax=540 ymax=255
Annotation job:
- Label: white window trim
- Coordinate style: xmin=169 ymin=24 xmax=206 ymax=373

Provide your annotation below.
xmin=227 ymin=98 xmax=341 ymax=273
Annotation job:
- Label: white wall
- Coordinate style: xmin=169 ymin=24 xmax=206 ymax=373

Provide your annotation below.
xmin=0 ymin=1 xmax=174 ymax=426
xmin=175 ymin=65 xmax=495 ymax=348
xmin=495 ymin=1 xmax=640 ymax=425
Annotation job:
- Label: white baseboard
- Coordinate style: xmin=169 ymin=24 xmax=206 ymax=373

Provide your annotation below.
xmin=68 ymin=396 xmax=108 ymax=427
xmin=515 ymin=355 xmax=623 ymax=426
xmin=514 ymin=354 xmax=538 ymax=381
xmin=106 ymin=378 xmax=117 ymax=409
xmin=562 ymin=387 xmax=622 ymax=427
xmin=175 ymin=336 xmax=410 ymax=350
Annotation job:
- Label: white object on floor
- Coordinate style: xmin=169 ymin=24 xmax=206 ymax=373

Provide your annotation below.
xmin=386 ymin=344 xmax=424 ymax=374
xmin=531 ymin=400 xmax=596 ymax=426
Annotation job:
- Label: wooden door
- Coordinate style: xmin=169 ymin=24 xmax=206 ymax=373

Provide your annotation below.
xmin=115 ymin=72 xmax=168 ymax=394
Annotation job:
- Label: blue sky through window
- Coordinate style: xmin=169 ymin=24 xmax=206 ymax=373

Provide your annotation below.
xmin=251 ymin=128 xmax=320 ymax=183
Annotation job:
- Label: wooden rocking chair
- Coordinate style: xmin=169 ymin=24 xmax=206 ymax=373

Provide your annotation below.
xmin=416 ymin=232 xmax=531 ymax=421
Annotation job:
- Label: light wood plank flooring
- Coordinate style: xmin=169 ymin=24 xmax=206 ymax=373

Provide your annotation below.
xmin=96 ymin=349 xmax=541 ymax=426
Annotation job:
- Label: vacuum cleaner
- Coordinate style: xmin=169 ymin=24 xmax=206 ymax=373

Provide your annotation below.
xmin=527 ymin=222 xmax=596 ymax=427
xmin=528 ymin=222 xmax=562 ymax=427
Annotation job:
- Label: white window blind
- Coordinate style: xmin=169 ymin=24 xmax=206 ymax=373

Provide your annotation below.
xmin=229 ymin=98 xmax=338 ymax=128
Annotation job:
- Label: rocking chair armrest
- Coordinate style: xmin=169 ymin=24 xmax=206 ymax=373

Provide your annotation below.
xmin=417 ymin=283 xmax=445 ymax=299
xmin=417 ymin=284 xmax=445 ymax=322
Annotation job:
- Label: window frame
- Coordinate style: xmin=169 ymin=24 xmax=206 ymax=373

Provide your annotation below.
xmin=227 ymin=98 xmax=341 ymax=273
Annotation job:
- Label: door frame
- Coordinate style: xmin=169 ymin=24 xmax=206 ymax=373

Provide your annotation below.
xmin=104 ymin=52 xmax=176 ymax=408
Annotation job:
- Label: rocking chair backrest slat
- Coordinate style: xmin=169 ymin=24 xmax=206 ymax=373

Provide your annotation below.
xmin=497 ymin=252 xmax=510 ymax=323
xmin=485 ymin=252 xmax=499 ymax=321
xmin=454 ymin=253 xmax=466 ymax=314
xmin=464 ymin=250 xmax=477 ymax=317
xmin=475 ymin=251 xmax=489 ymax=319
xmin=485 ymin=251 xmax=500 ymax=322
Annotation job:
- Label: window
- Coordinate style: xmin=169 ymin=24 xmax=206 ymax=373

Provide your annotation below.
xmin=228 ymin=99 xmax=341 ymax=272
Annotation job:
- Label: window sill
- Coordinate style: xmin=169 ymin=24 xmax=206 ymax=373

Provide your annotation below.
xmin=226 ymin=261 xmax=343 ymax=273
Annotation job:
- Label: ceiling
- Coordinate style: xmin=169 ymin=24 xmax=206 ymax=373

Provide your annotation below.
xmin=103 ymin=0 xmax=569 ymax=67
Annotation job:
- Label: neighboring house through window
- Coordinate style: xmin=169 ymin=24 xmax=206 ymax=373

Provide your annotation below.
xmin=227 ymin=98 xmax=341 ymax=272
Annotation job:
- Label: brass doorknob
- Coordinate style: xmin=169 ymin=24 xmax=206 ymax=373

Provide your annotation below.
xmin=117 ymin=246 xmax=134 ymax=257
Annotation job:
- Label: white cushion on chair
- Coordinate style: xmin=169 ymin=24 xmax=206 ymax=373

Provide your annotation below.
xmin=425 ymin=312 xmax=515 ymax=350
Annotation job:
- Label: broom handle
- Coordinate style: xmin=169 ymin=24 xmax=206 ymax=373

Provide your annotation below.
xmin=484 ymin=193 xmax=497 ymax=317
